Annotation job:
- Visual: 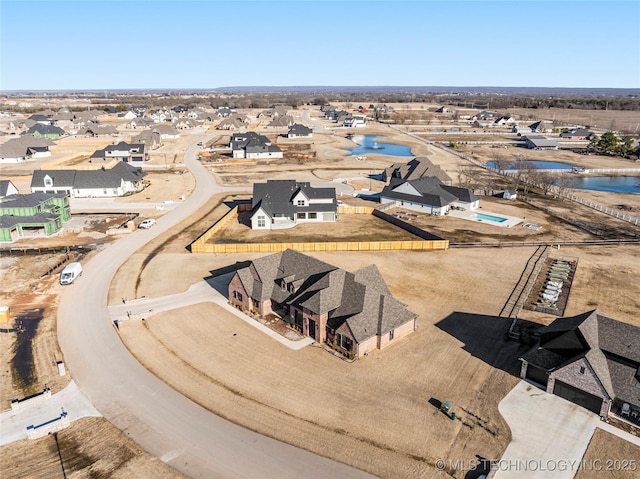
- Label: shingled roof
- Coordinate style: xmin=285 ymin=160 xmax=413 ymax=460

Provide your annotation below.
xmin=252 ymin=180 xmax=336 ymax=217
xmin=383 ymin=157 xmax=452 ymax=184
xmin=381 ymin=176 xmax=475 ymax=207
xmin=233 ymin=250 xmax=416 ymax=343
xmin=521 ymin=310 xmax=640 ymax=405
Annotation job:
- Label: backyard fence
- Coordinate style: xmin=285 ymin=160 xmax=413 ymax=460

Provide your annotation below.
xmin=432 ymin=143 xmax=640 ymax=227
xmin=190 ymin=203 xmax=449 ymax=254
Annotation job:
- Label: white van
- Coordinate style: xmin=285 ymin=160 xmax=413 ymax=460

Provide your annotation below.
xmin=60 ymin=262 xmax=83 ymax=285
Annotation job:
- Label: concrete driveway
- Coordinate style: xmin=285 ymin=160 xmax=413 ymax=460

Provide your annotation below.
xmin=0 ymin=381 xmax=101 ymax=446
xmin=494 ymin=380 xmax=599 ymax=478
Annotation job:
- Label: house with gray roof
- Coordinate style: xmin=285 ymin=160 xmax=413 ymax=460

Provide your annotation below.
xmin=0 ymin=192 xmax=70 ymax=241
xmin=30 ymin=161 xmax=146 ymax=198
xmin=230 ymin=132 xmax=282 ymax=159
xmin=0 ymin=136 xmax=54 ymax=163
xmin=520 ymin=310 xmax=640 ymax=422
xmin=90 ymin=141 xmax=148 ymax=166
xmin=560 ymin=128 xmax=594 ymax=140
xmin=380 ymin=176 xmax=479 ymax=215
xmin=0 ymin=180 xmax=19 ymax=198
xmin=287 ymin=123 xmax=313 ymax=138
xmin=528 ymin=120 xmax=554 ymax=133
xmin=383 ymin=157 xmax=452 ymax=185
xmin=523 ymin=135 xmax=558 ymax=150
xmin=250 ymin=180 xmax=337 ymax=230
xmin=26 ymin=124 xmax=65 ymax=139
xmin=228 ymin=249 xmax=417 ymax=359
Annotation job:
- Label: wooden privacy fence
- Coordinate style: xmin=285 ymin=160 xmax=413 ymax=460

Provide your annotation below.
xmin=190 ymin=204 xmax=449 ymax=253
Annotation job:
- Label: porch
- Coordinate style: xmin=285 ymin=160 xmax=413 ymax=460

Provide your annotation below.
xmin=610 ymin=400 xmax=640 ymax=427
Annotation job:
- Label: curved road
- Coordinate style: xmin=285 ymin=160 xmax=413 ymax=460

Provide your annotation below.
xmin=58 ymin=131 xmax=375 ymax=478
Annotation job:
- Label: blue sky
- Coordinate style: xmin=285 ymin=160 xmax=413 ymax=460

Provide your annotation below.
xmin=1 ymin=1 xmax=639 ymax=90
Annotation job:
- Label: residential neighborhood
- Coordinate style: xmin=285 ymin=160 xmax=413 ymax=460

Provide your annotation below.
xmin=1 ymin=88 xmax=639 ymax=479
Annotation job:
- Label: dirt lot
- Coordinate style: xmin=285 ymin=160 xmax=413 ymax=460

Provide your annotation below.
xmin=110 ymin=213 xmax=640 ymax=479
xmin=574 ymin=428 xmax=640 ymax=479
xmin=211 ymin=212 xmax=419 ymax=243
xmin=0 ymin=417 xmax=187 ymax=479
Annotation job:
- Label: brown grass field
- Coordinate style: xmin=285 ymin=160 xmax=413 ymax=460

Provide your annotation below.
xmin=2 ymin=107 xmax=639 ymax=478
xmin=0 ymin=417 xmax=187 ymax=479
xmin=575 ymin=428 xmax=640 ymax=479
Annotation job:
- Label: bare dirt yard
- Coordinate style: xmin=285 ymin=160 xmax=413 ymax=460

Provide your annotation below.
xmin=210 ymin=212 xmax=419 ymax=244
xmin=574 ymin=428 xmax=640 ymax=479
xmin=0 ymin=417 xmax=187 ymax=479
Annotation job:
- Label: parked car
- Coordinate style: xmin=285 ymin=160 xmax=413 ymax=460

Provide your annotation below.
xmin=138 ymin=219 xmax=156 ymax=229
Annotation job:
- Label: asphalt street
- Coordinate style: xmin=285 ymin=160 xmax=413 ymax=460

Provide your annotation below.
xmin=57 ymin=129 xmax=375 ymax=478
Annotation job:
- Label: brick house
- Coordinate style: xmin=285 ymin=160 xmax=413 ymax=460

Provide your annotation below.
xmin=519 ymin=310 xmax=640 ymax=421
xmin=228 ymin=249 xmax=417 ymax=359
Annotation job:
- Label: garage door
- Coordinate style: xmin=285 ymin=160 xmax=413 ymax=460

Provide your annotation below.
xmin=553 ymin=380 xmax=603 ymax=414
xmin=526 ymin=365 xmax=549 ymax=387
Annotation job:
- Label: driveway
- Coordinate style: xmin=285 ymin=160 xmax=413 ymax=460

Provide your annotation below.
xmin=494 ymin=380 xmax=599 ymax=478
xmin=0 ymin=381 xmax=101 ymax=446
xmin=57 ymin=131 xmax=375 ymax=478
xmin=109 ymin=274 xmax=314 ymax=351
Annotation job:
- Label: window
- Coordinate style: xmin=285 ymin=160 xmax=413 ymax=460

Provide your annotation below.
xmin=297 ymin=212 xmax=306 ymax=219
xmin=257 ymin=215 xmax=266 ymax=228
xmin=579 ymin=366 xmax=585 ymax=374
xmin=339 ymin=334 xmax=353 ymax=351
xmin=308 ymin=212 xmax=317 ymax=219
xmin=233 ymin=291 xmax=243 ymax=302
xmin=297 ymin=200 xmax=306 ymax=206
xmin=389 ymin=329 xmax=395 ymax=340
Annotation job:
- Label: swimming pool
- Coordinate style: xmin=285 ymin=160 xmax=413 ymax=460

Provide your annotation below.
xmin=471 ymin=212 xmax=508 ymax=223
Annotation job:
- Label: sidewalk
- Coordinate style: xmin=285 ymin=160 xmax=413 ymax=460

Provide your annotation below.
xmin=109 ymin=274 xmax=314 ymax=351
xmin=0 ymin=381 xmax=101 ymax=446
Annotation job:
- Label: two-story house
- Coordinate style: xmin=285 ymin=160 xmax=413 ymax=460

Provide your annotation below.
xmin=249 ymin=180 xmax=337 ymax=230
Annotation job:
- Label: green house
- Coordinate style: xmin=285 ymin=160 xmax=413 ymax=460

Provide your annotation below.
xmin=0 ymin=193 xmax=70 ymax=242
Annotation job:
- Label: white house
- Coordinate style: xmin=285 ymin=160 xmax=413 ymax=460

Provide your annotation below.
xmin=230 ymin=132 xmax=282 ymax=159
xmin=0 ymin=137 xmax=53 ymax=163
xmin=90 ymin=141 xmax=147 ymax=166
xmin=343 ymin=115 xmax=367 ymax=128
xmin=31 ymin=161 xmax=146 ymax=198
xmin=287 ymin=123 xmax=313 ymax=138
xmin=380 ymin=177 xmax=479 ymax=216
xmin=250 ymin=180 xmax=337 ymax=230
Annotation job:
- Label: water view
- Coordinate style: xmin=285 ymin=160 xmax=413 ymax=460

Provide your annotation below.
xmin=347 ymin=135 xmax=413 ymax=157
xmin=486 ymin=160 xmax=575 ymax=170
xmin=565 ymin=176 xmax=640 ymax=194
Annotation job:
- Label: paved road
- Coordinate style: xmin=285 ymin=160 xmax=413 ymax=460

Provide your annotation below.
xmin=57 ymin=131 xmax=375 ymax=478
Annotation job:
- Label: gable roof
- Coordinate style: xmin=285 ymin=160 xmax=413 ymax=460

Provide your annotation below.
xmin=521 ymin=310 xmax=640 ymax=405
xmin=0 ymin=136 xmax=54 ymax=159
xmin=0 ymin=180 xmax=18 ymax=197
xmin=384 ymin=157 xmax=452 ymax=184
xmin=26 ymin=124 xmax=65 ymax=135
xmin=288 ymin=123 xmax=313 ymax=135
xmin=252 ymin=180 xmax=336 ymax=218
xmin=233 ymin=250 xmax=416 ymax=343
xmin=381 ymin=176 xmax=476 ymax=207
xmin=30 ymin=161 xmax=145 ymax=190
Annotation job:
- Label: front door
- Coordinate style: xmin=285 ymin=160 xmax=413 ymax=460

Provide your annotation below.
xmin=308 ymin=319 xmax=317 ymax=340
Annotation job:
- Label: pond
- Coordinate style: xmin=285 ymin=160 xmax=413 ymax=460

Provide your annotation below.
xmin=486 ymin=160 xmax=575 ymax=170
xmin=346 ymin=135 xmax=413 ymax=157
xmin=564 ymin=176 xmax=640 ymax=194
